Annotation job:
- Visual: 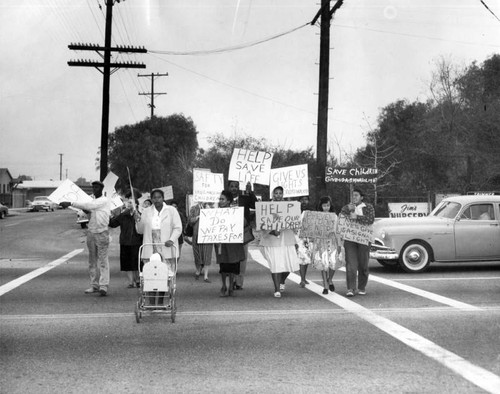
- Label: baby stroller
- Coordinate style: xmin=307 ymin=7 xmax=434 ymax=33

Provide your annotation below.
xmin=135 ymin=243 xmax=178 ymax=323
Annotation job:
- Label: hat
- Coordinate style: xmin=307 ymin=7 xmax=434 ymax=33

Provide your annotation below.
xmin=91 ymin=180 xmax=104 ymax=188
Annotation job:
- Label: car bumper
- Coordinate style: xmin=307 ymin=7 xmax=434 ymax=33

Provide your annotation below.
xmin=370 ymin=249 xmax=399 ymax=260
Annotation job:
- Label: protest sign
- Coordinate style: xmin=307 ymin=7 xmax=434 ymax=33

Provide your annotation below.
xmin=300 ymin=211 xmax=338 ymax=239
xmin=109 ymin=193 xmax=124 ymax=211
xmin=337 ymin=215 xmax=374 ymax=246
xmin=388 ymin=202 xmax=429 ymax=218
xmin=193 ymin=169 xmax=224 ymax=203
xmin=48 ymin=179 xmax=92 ymax=204
xmin=198 ymin=207 xmax=244 ymax=244
xmin=325 ymin=167 xmax=378 ymax=183
xmin=228 ymin=148 xmax=273 ymax=188
xmin=102 ymin=171 xmax=119 ymax=197
xmin=153 ymin=185 xmax=174 ymax=201
xmin=255 ymin=201 xmax=301 ymax=231
xmin=269 ymin=164 xmax=308 ymax=198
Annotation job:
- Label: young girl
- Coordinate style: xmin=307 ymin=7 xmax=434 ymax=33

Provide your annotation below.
xmin=312 ymin=196 xmax=342 ymax=294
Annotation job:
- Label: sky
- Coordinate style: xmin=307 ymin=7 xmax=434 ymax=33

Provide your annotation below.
xmin=1 ymin=0 xmax=499 ymax=181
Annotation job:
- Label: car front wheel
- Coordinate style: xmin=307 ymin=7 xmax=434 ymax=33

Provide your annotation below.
xmin=399 ymin=241 xmax=431 ymax=273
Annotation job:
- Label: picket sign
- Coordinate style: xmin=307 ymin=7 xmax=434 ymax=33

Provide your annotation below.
xmin=255 ymin=201 xmax=301 ymax=231
xmin=48 ymin=179 xmax=92 ymax=204
xmin=228 ymin=148 xmax=273 ymax=189
xmin=198 ymin=207 xmax=244 ymax=244
xmin=193 ymin=169 xmax=224 ymax=203
xmin=269 ymin=164 xmax=308 ymax=198
xmin=300 ymin=211 xmax=338 ymax=239
xmin=336 ymin=214 xmax=374 ymax=246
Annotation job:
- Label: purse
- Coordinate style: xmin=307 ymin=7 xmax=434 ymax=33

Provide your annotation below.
xmin=243 ymin=225 xmax=255 ymax=245
xmin=184 ymin=222 xmax=194 ymax=237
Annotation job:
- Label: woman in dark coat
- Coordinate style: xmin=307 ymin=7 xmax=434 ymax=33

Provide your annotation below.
xmin=215 ymin=190 xmax=245 ymax=297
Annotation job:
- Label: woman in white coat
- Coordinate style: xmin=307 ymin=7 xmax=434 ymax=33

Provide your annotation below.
xmin=136 ymin=189 xmax=182 ymax=267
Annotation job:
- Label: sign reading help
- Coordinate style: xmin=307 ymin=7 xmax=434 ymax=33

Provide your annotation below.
xmin=193 ymin=170 xmax=224 ymax=203
xmin=255 ymin=201 xmax=302 ymax=231
xmin=269 ymin=164 xmax=309 ymax=198
xmin=337 ymin=215 xmax=374 ymax=246
xmin=48 ymin=179 xmax=93 ymax=204
xmin=228 ymin=148 xmax=273 ymax=188
xmin=300 ymin=211 xmax=338 ymax=239
xmin=198 ymin=207 xmax=244 ymax=244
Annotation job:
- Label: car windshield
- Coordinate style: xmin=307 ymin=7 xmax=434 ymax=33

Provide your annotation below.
xmin=430 ymin=201 xmax=462 ymax=219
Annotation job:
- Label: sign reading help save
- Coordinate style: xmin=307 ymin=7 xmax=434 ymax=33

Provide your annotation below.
xmin=337 ymin=215 xmax=374 ymax=246
xmin=255 ymin=201 xmax=302 ymax=231
xmin=198 ymin=207 xmax=244 ymax=244
xmin=228 ymin=148 xmax=273 ymax=188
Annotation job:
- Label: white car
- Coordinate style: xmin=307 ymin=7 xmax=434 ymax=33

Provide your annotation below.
xmin=371 ymin=195 xmax=500 ymax=272
xmin=31 ymin=196 xmax=59 ymax=212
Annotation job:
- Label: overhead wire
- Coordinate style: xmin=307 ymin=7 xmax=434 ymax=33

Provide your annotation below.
xmin=479 ymin=0 xmax=500 ymax=22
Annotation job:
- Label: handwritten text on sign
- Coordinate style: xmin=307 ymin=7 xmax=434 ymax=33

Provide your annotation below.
xmin=256 ymin=201 xmax=302 ymax=231
xmin=325 ymin=167 xmax=378 ymax=183
xmin=228 ymin=148 xmax=273 ymax=188
xmin=337 ymin=215 xmax=374 ymax=246
xmin=300 ymin=211 xmax=338 ymax=239
xmin=269 ymin=164 xmax=308 ymax=198
xmin=48 ymin=179 xmax=92 ymax=204
xmin=198 ymin=207 xmax=244 ymax=244
xmin=193 ymin=169 xmax=224 ymax=203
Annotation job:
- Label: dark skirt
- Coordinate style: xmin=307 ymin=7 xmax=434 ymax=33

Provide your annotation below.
xmin=120 ymin=244 xmax=141 ymax=271
xmin=219 ymin=262 xmax=241 ymax=274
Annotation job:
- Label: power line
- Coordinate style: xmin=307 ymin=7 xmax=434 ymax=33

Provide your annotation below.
xmin=480 ymin=0 xmax=500 ymax=23
xmin=149 ymin=22 xmax=309 ymax=56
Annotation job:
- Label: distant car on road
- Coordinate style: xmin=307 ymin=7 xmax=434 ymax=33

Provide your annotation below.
xmin=0 ymin=202 xmax=8 ymax=219
xmin=30 ymin=196 xmax=59 ymax=212
xmin=371 ymin=195 xmax=500 ymax=273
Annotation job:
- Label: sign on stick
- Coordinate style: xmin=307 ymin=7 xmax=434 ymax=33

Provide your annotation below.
xmin=255 ymin=201 xmax=301 ymax=231
xmin=198 ymin=207 xmax=244 ymax=244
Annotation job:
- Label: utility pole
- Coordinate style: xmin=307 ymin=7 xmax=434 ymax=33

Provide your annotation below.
xmin=138 ymin=73 xmax=168 ymax=119
xmin=58 ymin=153 xmax=63 ymax=181
xmin=311 ymin=0 xmax=344 ymax=198
xmin=67 ymin=0 xmax=147 ymax=182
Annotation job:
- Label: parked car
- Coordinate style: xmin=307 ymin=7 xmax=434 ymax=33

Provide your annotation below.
xmin=0 ymin=202 xmax=8 ymax=219
xmin=30 ymin=196 xmax=59 ymax=212
xmin=370 ymin=195 xmax=500 ymax=273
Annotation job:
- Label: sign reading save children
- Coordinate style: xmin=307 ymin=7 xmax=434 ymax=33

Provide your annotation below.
xmin=337 ymin=215 xmax=374 ymax=246
xmin=228 ymin=148 xmax=273 ymax=187
xmin=198 ymin=207 xmax=244 ymax=244
xmin=256 ymin=201 xmax=301 ymax=231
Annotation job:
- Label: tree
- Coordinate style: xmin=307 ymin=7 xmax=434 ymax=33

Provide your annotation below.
xmin=108 ymin=114 xmax=199 ymax=204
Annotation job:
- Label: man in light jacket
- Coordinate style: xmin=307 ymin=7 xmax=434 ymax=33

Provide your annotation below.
xmin=61 ymin=181 xmax=111 ymax=296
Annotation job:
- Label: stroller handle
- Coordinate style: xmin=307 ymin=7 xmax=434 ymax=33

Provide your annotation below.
xmin=137 ymin=243 xmax=178 ymax=272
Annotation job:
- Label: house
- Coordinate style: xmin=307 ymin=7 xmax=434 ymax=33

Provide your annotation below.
xmin=12 ymin=180 xmax=64 ymax=208
xmin=0 ymin=168 xmax=13 ymax=205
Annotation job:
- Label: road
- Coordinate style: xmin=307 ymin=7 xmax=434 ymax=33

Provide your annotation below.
xmin=1 ymin=209 xmax=500 ymax=393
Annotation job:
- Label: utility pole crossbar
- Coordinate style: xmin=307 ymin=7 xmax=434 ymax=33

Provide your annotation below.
xmin=137 ymin=72 xmax=168 ymax=119
xmin=67 ymin=0 xmax=147 ymax=182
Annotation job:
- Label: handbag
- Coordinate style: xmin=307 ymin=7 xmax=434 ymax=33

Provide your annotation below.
xmin=243 ymin=225 xmax=255 ymax=245
xmin=184 ymin=222 xmax=194 ymax=237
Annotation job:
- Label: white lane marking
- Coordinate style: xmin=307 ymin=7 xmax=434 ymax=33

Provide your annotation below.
xmin=0 ymin=249 xmax=83 ymax=297
xmin=3 ymin=306 xmax=500 ymax=321
xmin=337 ymin=267 xmax=481 ymax=311
xmin=385 ymin=276 xmax=500 ymax=281
xmin=249 ymin=249 xmax=500 ymax=394
xmin=4 ymin=223 xmax=19 ymax=227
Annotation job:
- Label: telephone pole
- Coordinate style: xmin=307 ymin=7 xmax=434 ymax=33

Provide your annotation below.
xmin=138 ymin=72 xmax=168 ymax=119
xmin=67 ymin=0 xmax=147 ymax=182
xmin=58 ymin=153 xmax=63 ymax=181
xmin=311 ymin=0 xmax=344 ymax=198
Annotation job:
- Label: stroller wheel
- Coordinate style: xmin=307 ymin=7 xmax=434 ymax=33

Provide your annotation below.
xmin=135 ymin=301 xmax=142 ymax=323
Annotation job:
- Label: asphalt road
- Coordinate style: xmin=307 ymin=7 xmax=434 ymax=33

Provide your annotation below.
xmin=1 ymin=209 xmax=500 ymax=393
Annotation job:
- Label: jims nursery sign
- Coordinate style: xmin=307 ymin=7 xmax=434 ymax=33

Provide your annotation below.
xmin=325 ymin=167 xmax=378 ymax=183
xmin=388 ymin=202 xmax=430 ymax=218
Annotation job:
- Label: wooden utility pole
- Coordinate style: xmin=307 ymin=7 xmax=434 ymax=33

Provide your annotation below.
xmin=58 ymin=153 xmax=63 ymax=180
xmin=68 ymin=0 xmax=147 ymax=182
xmin=138 ymin=72 xmax=168 ymax=119
xmin=312 ymin=0 xmax=344 ymax=198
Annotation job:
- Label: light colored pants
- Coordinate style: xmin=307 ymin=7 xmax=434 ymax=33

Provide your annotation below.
xmin=344 ymin=240 xmax=370 ymax=291
xmin=87 ymin=230 xmax=110 ymax=291
xmin=235 ymin=244 xmax=249 ymax=287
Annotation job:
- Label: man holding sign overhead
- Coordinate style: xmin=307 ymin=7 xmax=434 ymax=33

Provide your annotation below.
xmin=60 ymin=181 xmax=111 ymax=296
